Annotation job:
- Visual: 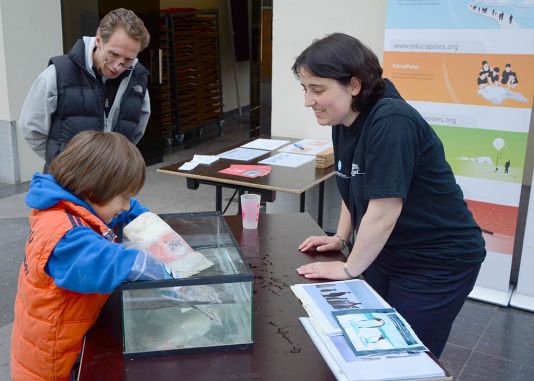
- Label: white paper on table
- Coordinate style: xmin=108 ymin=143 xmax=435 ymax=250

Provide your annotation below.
xmin=278 ymin=139 xmax=333 ymax=155
xmin=291 ymin=279 xmax=388 ymax=336
xmin=217 ymin=147 xmax=269 ymax=161
xmin=192 ymin=154 xmax=219 ymax=165
xmin=179 ymin=161 xmax=199 ymax=171
xmin=259 ymin=152 xmax=315 ymax=168
xmin=299 ymin=318 xmax=445 ymax=381
xmin=240 ymin=138 xmax=290 ymax=151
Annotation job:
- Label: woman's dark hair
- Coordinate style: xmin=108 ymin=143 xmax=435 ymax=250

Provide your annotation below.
xmin=292 ymin=33 xmax=386 ymax=112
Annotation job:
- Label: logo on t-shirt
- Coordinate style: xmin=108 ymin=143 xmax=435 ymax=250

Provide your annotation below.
xmin=336 ymin=160 xmax=350 ymax=179
xmin=351 ymin=163 xmax=365 ymax=176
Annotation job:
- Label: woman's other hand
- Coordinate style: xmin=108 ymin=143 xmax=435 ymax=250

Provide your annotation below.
xmin=296 ymin=261 xmax=347 ymax=280
xmin=298 ymin=235 xmax=342 ymax=252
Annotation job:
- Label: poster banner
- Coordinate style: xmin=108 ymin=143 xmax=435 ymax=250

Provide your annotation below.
xmin=384 ymin=0 xmax=534 ymax=305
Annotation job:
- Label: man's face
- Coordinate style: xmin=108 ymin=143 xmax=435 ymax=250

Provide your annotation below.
xmin=94 ymin=28 xmax=141 ymax=79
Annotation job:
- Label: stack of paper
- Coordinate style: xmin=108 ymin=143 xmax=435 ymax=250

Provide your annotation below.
xmin=291 ymin=280 xmax=448 ymax=381
xmin=316 ymin=147 xmax=334 ymax=168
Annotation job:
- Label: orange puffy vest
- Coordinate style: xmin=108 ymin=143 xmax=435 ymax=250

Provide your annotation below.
xmin=11 ymin=201 xmax=113 ymax=381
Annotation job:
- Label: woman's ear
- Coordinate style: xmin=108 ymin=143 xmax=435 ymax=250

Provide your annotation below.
xmin=350 ymin=77 xmax=362 ymax=96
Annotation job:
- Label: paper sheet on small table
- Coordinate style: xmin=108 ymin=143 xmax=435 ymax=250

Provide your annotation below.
xmin=240 ymin=138 xmax=290 ymax=151
xmin=218 ymin=147 xmax=269 ymax=161
xmin=259 ymin=152 xmax=315 ymax=168
xmin=178 ymin=154 xmax=219 ymax=170
xmin=179 ymin=161 xmax=199 ymax=170
xmin=278 ymin=139 xmax=333 ymax=155
xmin=192 ymin=154 xmax=219 ymax=165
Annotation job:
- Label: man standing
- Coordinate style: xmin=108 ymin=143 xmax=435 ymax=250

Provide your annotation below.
xmin=19 ymin=8 xmax=151 ymax=172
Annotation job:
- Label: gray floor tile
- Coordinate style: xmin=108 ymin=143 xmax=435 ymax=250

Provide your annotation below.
xmin=0 ymin=194 xmax=28 ymax=219
xmin=0 ymin=219 xmax=29 ymax=247
xmin=457 ymin=351 xmax=534 ymax=381
xmin=447 ymin=299 xmax=498 ymax=349
xmin=475 ymin=306 xmax=534 ymax=366
xmin=0 ymin=323 xmax=12 ymax=381
xmin=0 ymin=238 xmax=27 ymax=270
xmin=439 ymin=343 xmax=472 ymax=379
xmin=0 ymin=273 xmax=18 ymax=327
xmin=0 ymin=182 xmax=29 ymax=199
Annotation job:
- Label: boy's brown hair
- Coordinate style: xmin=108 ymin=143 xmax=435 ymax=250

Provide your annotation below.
xmin=97 ymin=8 xmax=150 ymax=50
xmin=49 ymin=131 xmax=146 ymax=204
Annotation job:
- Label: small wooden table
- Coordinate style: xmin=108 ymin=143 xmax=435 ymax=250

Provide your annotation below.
xmin=158 ymin=137 xmax=335 ymax=227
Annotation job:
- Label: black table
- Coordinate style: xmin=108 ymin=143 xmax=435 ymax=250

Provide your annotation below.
xmin=78 ymin=213 xmax=451 ymax=381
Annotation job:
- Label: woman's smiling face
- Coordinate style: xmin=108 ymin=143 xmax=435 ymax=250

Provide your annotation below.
xmin=298 ymin=68 xmax=361 ymax=127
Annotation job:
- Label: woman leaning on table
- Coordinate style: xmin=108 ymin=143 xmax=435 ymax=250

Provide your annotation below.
xmin=294 ymin=33 xmax=486 ymax=357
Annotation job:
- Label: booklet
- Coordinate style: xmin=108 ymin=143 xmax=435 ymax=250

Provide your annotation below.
xmin=333 ymin=308 xmax=427 ymax=357
xmin=291 ymin=279 xmax=388 ymax=336
xmin=300 ymin=317 xmax=446 ymax=381
xmin=218 ymin=164 xmax=271 ymax=178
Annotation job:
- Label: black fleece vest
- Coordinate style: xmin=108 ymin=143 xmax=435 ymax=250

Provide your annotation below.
xmin=45 ymin=39 xmax=149 ymax=169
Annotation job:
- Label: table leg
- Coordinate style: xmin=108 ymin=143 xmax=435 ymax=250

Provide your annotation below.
xmin=300 ymin=193 xmax=305 ymax=213
xmin=216 ymin=186 xmax=222 ymax=212
xmin=318 ymin=182 xmax=325 ymax=228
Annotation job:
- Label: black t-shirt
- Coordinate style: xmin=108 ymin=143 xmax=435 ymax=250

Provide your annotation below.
xmin=332 ymin=79 xmax=486 ymax=266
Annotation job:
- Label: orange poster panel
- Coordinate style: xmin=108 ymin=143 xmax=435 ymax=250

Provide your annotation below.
xmin=383 ymin=52 xmax=533 ymax=108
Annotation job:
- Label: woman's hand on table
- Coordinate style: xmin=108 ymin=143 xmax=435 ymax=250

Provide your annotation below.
xmin=298 ymin=235 xmax=342 ymax=253
xmin=296 ymin=260 xmax=348 ymax=280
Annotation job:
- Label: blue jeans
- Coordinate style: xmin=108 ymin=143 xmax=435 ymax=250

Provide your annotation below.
xmin=363 ymin=253 xmax=481 ymax=357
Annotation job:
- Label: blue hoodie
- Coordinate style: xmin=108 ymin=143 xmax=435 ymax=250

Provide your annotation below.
xmin=25 ymin=173 xmax=168 ymax=293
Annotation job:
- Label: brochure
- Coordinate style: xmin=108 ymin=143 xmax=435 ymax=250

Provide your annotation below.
xmin=291 ymin=279 xmax=388 ymax=336
xmin=333 ymin=308 xmax=427 ymax=357
xmin=299 ymin=318 xmax=447 ymax=381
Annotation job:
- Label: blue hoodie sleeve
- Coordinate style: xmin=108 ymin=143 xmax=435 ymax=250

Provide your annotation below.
xmin=46 ymin=226 xmax=139 ymax=293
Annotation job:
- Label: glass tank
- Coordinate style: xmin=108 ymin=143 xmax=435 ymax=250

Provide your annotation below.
xmin=120 ymin=212 xmax=254 ymax=358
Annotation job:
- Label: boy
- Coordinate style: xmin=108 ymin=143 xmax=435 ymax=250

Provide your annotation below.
xmin=11 ymin=131 xmax=171 ymax=381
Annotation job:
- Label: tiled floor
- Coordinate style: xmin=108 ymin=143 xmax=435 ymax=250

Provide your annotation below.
xmin=1 ymin=119 xmax=534 ymax=380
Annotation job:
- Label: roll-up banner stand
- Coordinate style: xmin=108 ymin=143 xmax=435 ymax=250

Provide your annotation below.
xmin=384 ymin=1 xmax=534 ymax=305
xmin=511 ymin=169 xmax=534 ymax=311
